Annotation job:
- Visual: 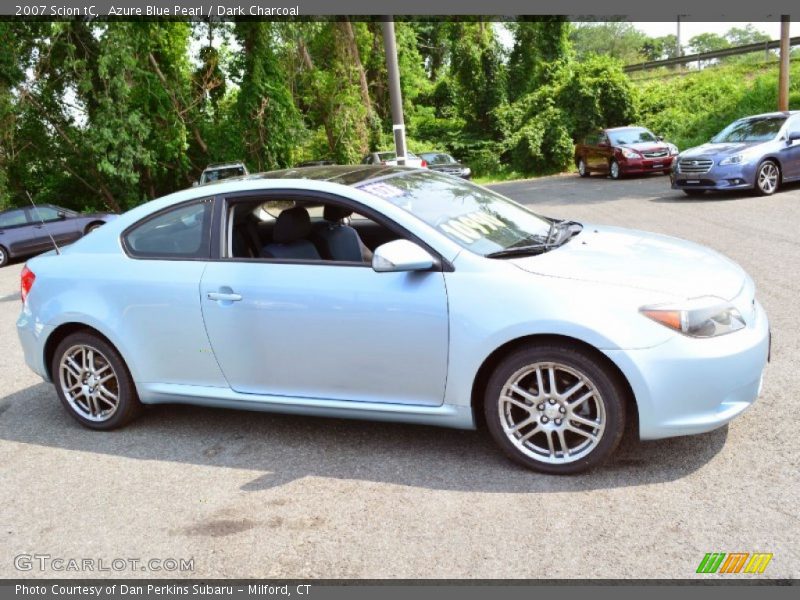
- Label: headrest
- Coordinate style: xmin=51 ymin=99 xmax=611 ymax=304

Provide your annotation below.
xmin=324 ymin=204 xmax=353 ymax=222
xmin=274 ymin=206 xmax=311 ymax=244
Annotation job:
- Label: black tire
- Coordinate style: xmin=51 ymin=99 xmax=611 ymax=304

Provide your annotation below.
xmin=752 ymin=160 xmax=780 ymax=196
xmin=682 ymin=189 xmax=706 ymax=197
xmin=0 ymin=245 xmax=8 ymax=268
xmin=85 ymin=222 xmax=104 ymax=235
xmin=662 ymin=169 xmax=672 ymax=176
xmin=577 ymin=159 xmax=590 ymax=178
xmin=51 ymin=331 xmax=142 ymax=430
xmin=483 ymin=344 xmax=626 ymax=474
xmin=609 ymin=159 xmax=621 ymax=180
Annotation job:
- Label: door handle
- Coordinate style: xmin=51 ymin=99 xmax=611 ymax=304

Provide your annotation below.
xmin=207 ymin=291 xmax=242 ymax=302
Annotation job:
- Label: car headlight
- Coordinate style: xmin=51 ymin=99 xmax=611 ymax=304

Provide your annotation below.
xmin=719 ymin=154 xmax=746 ymax=166
xmin=620 ymin=148 xmax=640 ymax=159
xmin=639 ymin=296 xmax=746 ymax=338
xmin=462 ymin=167 xmax=471 ymax=176
xmin=667 ymin=143 xmax=679 ymax=155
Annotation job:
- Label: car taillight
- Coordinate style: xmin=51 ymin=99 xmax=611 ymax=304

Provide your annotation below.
xmin=21 ymin=265 xmax=35 ymax=303
xmin=421 ymin=160 xmax=428 ymax=168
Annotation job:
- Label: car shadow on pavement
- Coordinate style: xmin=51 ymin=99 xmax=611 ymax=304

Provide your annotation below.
xmin=0 ymin=383 xmax=728 ymax=494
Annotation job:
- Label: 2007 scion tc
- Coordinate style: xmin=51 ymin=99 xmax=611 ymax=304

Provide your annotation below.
xmin=17 ymin=166 xmax=770 ymax=473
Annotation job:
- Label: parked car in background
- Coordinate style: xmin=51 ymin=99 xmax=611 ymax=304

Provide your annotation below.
xmin=575 ymin=127 xmax=679 ymax=179
xmin=197 ymin=161 xmax=248 ymax=186
xmin=419 ymin=152 xmax=472 ymax=179
xmin=0 ymin=204 xmax=115 ymax=267
xmin=361 ymin=151 xmax=427 ymax=168
xmin=671 ymin=111 xmax=800 ymax=197
xmin=17 ymin=166 xmax=769 ymax=474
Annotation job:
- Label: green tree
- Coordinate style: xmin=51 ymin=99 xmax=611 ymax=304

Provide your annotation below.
xmin=508 ymin=18 xmax=571 ymax=101
xmin=570 ymin=21 xmax=647 ymax=64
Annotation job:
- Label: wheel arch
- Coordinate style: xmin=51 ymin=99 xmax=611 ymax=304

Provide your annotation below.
xmin=43 ymin=322 xmax=121 ymax=381
xmin=470 ymin=333 xmax=638 ymax=435
xmin=83 ymin=220 xmax=106 ymax=235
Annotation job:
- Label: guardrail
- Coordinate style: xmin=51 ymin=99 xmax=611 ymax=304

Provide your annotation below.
xmin=624 ymin=36 xmax=800 ymax=73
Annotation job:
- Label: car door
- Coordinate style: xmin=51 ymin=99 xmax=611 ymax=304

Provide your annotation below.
xmin=26 ymin=205 xmax=82 ymax=248
xmin=0 ymin=209 xmax=35 ymax=256
xmin=200 ymin=196 xmax=450 ymax=407
xmin=780 ymin=115 xmax=800 ymax=181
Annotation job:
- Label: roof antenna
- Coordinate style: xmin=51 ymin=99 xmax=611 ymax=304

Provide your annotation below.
xmin=25 ymin=191 xmax=60 ymax=255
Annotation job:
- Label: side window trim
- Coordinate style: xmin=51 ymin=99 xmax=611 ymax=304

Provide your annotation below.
xmin=121 ymin=197 xmax=215 ymax=261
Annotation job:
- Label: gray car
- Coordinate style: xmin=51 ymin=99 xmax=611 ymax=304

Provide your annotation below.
xmin=671 ymin=111 xmax=800 ymax=197
xmin=0 ymin=204 xmax=115 ymax=267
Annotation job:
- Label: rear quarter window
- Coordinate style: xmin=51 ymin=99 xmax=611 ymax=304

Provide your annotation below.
xmin=123 ymin=200 xmax=213 ymax=259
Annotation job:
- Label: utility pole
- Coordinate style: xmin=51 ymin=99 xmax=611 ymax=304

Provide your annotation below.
xmin=778 ymin=15 xmax=790 ymax=111
xmin=381 ymin=19 xmax=407 ymax=166
xmin=676 ymin=15 xmax=682 ymax=58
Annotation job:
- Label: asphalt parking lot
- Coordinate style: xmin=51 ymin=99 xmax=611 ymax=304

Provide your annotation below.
xmin=0 ymin=173 xmax=798 ymax=579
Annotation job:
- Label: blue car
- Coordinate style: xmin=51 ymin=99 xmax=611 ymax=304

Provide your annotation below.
xmin=16 ymin=166 xmax=770 ymax=473
xmin=0 ymin=204 xmax=114 ymax=268
xmin=672 ymin=111 xmax=800 ymax=196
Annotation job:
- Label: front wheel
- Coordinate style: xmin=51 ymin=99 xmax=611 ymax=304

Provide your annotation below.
xmin=609 ymin=160 xmax=621 ymax=180
xmin=52 ymin=331 xmax=142 ymax=430
xmin=577 ymin=159 xmax=590 ymax=178
xmin=0 ymin=245 xmax=8 ymax=268
xmin=753 ymin=161 xmax=780 ymax=196
xmin=484 ymin=344 xmax=626 ymax=474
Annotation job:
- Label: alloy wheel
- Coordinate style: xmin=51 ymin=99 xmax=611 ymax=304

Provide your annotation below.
xmin=756 ymin=162 xmax=779 ymax=195
xmin=609 ymin=161 xmax=620 ymax=179
xmin=58 ymin=344 xmax=120 ymax=422
xmin=578 ymin=160 xmax=587 ymax=177
xmin=498 ymin=362 xmax=606 ymax=464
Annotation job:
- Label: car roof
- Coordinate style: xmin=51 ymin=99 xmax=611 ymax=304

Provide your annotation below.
xmin=604 ymin=126 xmax=651 ymax=132
xmin=736 ymin=111 xmax=800 ymax=120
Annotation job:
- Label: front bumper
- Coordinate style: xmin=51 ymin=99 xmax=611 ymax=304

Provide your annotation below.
xmin=621 ymin=155 xmax=675 ymax=174
xmin=605 ymin=299 xmax=769 ymax=440
xmin=671 ymin=161 xmax=757 ymax=191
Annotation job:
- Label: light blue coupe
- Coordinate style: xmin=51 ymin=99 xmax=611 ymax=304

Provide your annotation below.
xmin=16 ymin=166 xmax=770 ymax=473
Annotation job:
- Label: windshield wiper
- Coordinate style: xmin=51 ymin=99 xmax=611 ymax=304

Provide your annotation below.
xmin=485 ymin=244 xmax=553 ymax=259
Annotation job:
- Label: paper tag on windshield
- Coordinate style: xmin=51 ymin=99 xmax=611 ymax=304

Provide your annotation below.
xmin=360 ymin=182 xmax=405 ymax=199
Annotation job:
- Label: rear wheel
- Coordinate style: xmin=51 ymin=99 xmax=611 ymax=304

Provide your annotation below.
xmin=85 ymin=222 xmax=104 ymax=235
xmin=577 ymin=159 xmax=590 ymax=178
xmin=483 ymin=344 xmax=626 ymax=474
xmin=52 ymin=331 xmax=142 ymax=430
xmin=0 ymin=245 xmax=8 ymax=268
xmin=609 ymin=160 xmax=621 ymax=180
xmin=682 ymin=189 xmax=707 ymax=197
xmin=753 ymin=160 xmax=780 ymax=196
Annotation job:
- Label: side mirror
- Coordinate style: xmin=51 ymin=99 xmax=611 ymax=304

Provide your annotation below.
xmin=786 ymin=130 xmax=800 ymax=144
xmin=192 ymin=181 xmax=199 ymax=187
xmin=57 ymin=211 xmax=66 ymax=219
xmin=657 ymin=135 xmax=664 ymax=141
xmin=372 ymin=239 xmax=435 ymax=273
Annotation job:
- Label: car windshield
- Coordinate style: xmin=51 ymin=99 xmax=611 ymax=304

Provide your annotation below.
xmin=608 ymin=128 xmax=658 ymax=145
xmin=421 ymin=153 xmax=455 ymax=165
xmin=357 ymin=171 xmax=552 ymax=256
xmin=202 ymin=166 xmax=245 ymax=183
xmin=711 ymin=116 xmax=787 ymax=143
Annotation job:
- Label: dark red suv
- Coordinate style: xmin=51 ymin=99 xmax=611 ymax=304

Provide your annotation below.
xmin=574 ymin=126 xmax=678 ymax=179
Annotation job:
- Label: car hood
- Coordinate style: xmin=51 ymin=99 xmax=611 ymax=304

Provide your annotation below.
xmin=510 ymin=224 xmax=746 ymax=300
xmin=680 ymin=141 xmax=761 ymax=158
xmin=620 ymin=142 xmax=669 ymax=153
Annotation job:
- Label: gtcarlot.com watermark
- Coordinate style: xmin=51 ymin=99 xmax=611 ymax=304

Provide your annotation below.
xmin=14 ymin=553 xmax=194 ymax=573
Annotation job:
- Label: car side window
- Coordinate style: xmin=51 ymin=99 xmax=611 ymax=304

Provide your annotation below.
xmin=0 ymin=209 xmax=29 ymax=228
xmin=584 ymin=133 xmax=598 ymax=146
xmin=30 ymin=206 xmax=61 ymax=222
xmin=124 ymin=199 xmax=212 ymax=259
